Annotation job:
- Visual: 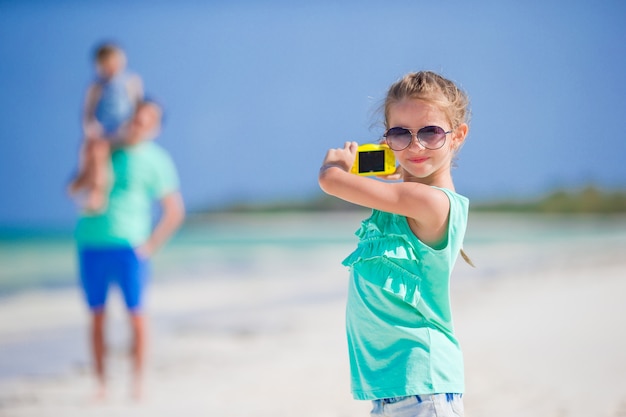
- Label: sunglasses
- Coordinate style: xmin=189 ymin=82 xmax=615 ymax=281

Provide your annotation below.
xmin=383 ymin=126 xmax=452 ymax=151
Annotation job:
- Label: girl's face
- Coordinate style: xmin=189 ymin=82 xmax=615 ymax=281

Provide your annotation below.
xmin=386 ymin=98 xmax=465 ymax=186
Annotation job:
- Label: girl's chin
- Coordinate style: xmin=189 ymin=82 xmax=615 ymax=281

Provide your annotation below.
xmin=403 ymin=172 xmax=431 ymax=183
xmin=402 ymin=167 xmax=431 ymax=179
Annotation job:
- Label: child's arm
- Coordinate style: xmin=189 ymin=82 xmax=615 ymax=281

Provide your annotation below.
xmin=82 ymin=83 xmax=104 ymax=140
xmin=319 ymin=141 xmax=450 ymax=242
xmin=106 ymin=75 xmax=144 ymax=148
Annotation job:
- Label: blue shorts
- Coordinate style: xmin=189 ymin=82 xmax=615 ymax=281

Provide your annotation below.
xmin=78 ymin=246 xmax=150 ymax=312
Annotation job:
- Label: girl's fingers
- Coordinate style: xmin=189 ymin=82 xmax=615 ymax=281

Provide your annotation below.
xmin=377 ymin=165 xmax=403 ymax=180
xmin=322 ymin=142 xmax=359 ymax=172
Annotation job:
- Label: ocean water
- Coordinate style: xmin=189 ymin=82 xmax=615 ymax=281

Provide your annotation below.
xmin=0 ymin=212 xmax=363 ymax=296
xmin=1 ymin=211 xmax=626 ymax=296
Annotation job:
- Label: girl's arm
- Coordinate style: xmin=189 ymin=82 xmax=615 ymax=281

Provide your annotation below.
xmin=319 ymin=141 xmax=450 ymax=243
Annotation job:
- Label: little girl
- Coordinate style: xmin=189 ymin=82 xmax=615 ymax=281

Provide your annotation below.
xmin=319 ymin=71 xmax=470 ymax=417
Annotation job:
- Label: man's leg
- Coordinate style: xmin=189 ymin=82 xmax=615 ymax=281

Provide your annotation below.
xmin=129 ymin=312 xmax=146 ymax=399
xmin=79 ymin=248 xmax=110 ymax=400
xmin=119 ymin=248 xmax=150 ymax=400
xmin=91 ymin=309 xmax=107 ymax=399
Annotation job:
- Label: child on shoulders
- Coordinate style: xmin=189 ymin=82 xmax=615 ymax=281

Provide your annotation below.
xmin=69 ymin=42 xmax=143 ymax=212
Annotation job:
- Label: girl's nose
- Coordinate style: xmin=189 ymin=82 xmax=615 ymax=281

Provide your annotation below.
xmin=409 ymin=133 xmax=426 ymax=150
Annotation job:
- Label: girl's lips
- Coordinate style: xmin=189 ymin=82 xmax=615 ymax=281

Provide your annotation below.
xmin=408 ymin=157 xmax=429 ymax=163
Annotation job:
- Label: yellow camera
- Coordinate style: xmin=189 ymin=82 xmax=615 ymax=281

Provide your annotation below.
xmin=350 ymin=143 xmax=396 ymax=176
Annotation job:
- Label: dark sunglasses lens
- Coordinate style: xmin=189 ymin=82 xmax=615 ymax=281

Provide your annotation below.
xmin=385 ymin=127 xmax=412 ymax=150
xmin=418 ymin=126 xmax=446 ymax=149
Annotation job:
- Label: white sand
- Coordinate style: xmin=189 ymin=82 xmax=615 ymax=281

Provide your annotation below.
xmin=1 ymin=215 xmax=625 ymax=417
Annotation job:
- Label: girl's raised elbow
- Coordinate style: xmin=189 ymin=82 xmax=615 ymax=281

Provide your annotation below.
xmin=318 ymin=171 xmax=333 ymax=195
xmin=318 ymin=167 xmax=341 ymax=196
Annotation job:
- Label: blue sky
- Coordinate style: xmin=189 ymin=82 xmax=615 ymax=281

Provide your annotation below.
xmin=1 ymin=0 xmax=625 ymax=229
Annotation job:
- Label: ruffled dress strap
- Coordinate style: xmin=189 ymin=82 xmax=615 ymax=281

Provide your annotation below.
xmin=342 ymin=210 xmax=425 ymax=309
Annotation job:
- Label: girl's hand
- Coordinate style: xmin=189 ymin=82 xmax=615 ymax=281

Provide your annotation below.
xmin=376 ymin=165 xmax=403 ymax=181
xmin=320 ymin=141 xmax=358 ymax=172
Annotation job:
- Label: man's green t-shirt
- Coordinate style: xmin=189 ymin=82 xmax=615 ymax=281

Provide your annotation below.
xmin=75 ymin=141 xmax=179 ymax=247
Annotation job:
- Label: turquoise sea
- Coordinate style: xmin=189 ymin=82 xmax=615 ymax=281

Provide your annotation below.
xmin=2 ymin=212 xmax=626 ymax=297
xmin=0 ymin=212 xmax=362 ymax=295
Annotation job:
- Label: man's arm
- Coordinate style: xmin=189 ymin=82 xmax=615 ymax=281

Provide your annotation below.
xmin=136 ymin=191 xmax=185 ymax=258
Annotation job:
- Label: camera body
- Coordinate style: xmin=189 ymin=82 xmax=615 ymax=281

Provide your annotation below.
xmin=350 ymin=143 xmax=396 ymax=176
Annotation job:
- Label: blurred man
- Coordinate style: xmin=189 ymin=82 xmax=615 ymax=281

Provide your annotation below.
xmin=74 ymin=99 xmax=184 ymax=400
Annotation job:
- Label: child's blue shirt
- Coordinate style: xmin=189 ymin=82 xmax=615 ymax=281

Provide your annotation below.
xmin=94 ymin=72 xmax=136 ymax=136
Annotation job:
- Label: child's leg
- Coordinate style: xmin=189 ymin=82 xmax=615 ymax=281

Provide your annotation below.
xmin=70 ymin=139 xmax=110 ymax=211
xmin=86 ymin=139 xmax=110 ymax=211
xmin=68 ymin=140 xmax=92 ymax=193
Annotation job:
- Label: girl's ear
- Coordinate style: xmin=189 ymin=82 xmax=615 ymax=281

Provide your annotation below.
xmin=452 ymin=123 xmax=469 ymax=150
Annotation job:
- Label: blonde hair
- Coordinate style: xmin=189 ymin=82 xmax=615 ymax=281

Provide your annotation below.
xmin=383 ymin=71 xmax=470 ymax=130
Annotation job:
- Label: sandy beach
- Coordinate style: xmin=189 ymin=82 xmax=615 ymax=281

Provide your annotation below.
xmin=1 ymin=213 xmax=625 ymax=417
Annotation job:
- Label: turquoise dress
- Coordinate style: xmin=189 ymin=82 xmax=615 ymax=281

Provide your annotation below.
xmin=342 ymin=187 xmax=469 ymax=400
